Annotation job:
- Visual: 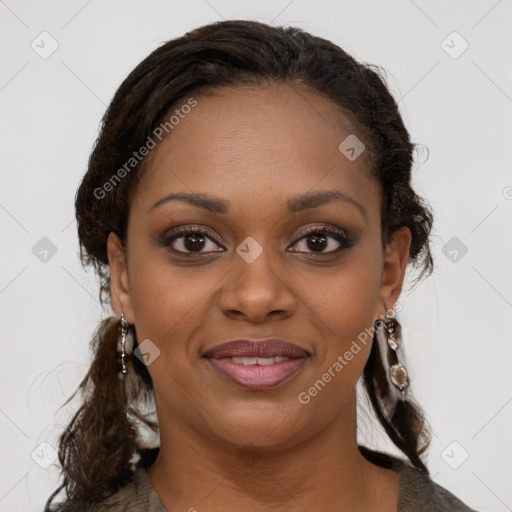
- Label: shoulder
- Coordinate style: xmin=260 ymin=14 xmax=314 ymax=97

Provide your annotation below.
xmin=360 ymin=446 xmax=478 ymax=512
xmin=396 ymin=462 xmax=478 ymax=512
xmin=92 ymin=468 xmax=166 ymax=512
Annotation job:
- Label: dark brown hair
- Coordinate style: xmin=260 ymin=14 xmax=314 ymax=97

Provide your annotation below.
xmin=45 ymin=19 xmax=434 ymax=510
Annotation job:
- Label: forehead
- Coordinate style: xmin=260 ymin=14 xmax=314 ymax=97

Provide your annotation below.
xmin=132 ymin=84 xmax=379 ymax=221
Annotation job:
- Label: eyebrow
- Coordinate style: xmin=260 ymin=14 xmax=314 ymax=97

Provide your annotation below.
xmin=148 ymin=190 xmax=366 ymax=219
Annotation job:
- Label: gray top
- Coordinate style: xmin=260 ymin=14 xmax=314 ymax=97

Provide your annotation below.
xmin=94 ymin=458 xmax=478 ymax=511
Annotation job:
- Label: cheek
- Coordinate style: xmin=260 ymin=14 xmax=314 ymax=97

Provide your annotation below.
xmin=304 ymin=259 xmax=381 ymax=379
xmin=126 ymin=246 xmax=220 ymax=344
xmin=308 ymin=257 xmax=381 ymax=330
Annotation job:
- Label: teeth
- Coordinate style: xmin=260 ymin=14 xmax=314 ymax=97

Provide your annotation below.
xmin=257 ymin=357 xmax=277 ymax=366
xmin=231 ymin=356 xmax=290 ymax=365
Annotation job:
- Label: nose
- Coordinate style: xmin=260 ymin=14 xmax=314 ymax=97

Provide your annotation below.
xmin=219 ymin=245 xmax=296 ymax=323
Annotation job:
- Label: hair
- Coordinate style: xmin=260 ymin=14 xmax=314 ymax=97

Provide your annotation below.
xmin=45 ymin=19 xmax=434 ymax=511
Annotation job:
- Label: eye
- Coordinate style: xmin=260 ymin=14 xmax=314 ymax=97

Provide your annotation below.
xmin=162 ymin=227 xmax=225 ymax=254
xmin=289 ymin=226 xmax=354 ymax=254
xmin=161 ymin=224 xmax=354 ymax=256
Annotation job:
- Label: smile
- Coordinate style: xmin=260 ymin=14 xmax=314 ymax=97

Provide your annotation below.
xmin=205 ymin=355 xmax=309 ymax=390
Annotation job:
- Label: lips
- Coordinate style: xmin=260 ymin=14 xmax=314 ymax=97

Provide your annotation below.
xmin=203 ymin=338 xmax=309 ymax=390
xmin=203 ymin=339 xmax=309 ymax=359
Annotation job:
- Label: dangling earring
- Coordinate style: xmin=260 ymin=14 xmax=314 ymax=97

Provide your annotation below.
xmin=117 ymin=313 xmax=131 ymax=375
xmin=374 ymin=313 xmax=410 ymax=402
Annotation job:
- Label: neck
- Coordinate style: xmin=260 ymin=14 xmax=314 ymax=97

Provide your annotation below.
xmin=146 ymin=392 xmax=400 ymax=512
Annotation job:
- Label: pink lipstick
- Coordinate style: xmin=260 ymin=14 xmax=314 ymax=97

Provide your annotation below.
xmin=203 ymin=338 xmax=309 ymax=390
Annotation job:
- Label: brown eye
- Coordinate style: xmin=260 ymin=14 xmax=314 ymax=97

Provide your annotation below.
xmin=289 ymin=227 xmax=354 ymax=254
xmin=162 ymin=227 xmax=225 ymax=254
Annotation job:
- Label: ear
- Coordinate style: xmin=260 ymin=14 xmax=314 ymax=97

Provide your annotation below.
xmin=107 ymin=232 xmax=135 ymax=323
xmin=377 ymin=226 xmax=411 ymax=316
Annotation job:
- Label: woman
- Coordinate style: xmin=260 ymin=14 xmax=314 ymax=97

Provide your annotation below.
xmin=45 ymin=19 xmax=477 ymax=512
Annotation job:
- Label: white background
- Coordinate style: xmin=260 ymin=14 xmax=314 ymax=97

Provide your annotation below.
xmin=1 ymin=1 xmax=511 ymax=510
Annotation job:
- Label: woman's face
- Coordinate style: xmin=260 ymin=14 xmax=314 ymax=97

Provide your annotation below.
xmin=108 ymin=84 xmax=410 ymax=451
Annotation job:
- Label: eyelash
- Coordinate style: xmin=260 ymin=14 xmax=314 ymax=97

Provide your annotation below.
xmin=161 ymin=225 xmax=354 ymax=256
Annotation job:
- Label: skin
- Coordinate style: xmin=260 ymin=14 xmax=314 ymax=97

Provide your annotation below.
xmin=108 ymin=83 xmax=411 ymax=512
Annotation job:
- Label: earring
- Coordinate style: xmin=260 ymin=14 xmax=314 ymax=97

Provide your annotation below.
xmin=374 ymin=313 xmax=410 ymax=402
xmin=117 ymin=313 xmax=130 ymax=375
